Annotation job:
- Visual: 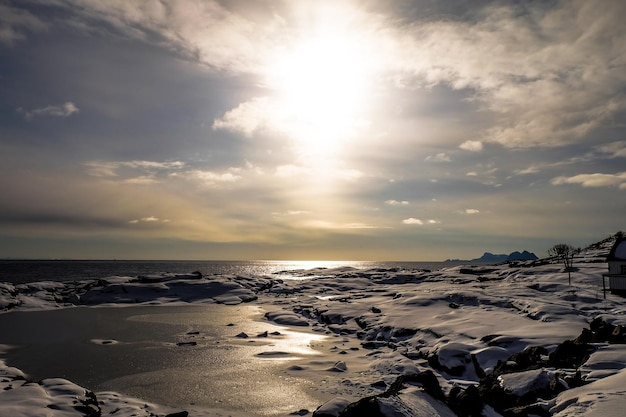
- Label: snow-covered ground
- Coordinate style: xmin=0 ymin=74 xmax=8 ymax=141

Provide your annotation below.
xmin=1 ymin=236 xmax=626 ymax=416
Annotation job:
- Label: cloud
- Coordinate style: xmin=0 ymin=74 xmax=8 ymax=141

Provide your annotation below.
xmin=15 ymin=1 xmax=624 ymax=152
xmin=596 ymin=141 xmax=626 ymax=159
xmin=425 ymin=153 xmax=451 ymax=162
xmin=84 ymin=160 xmax=247 ymax=188
xmin=303 ymin=220 xmax=378 ymax=230
xmin=395 ymin=1 xmax=626 ymax=148
xmin=0 ymin=3 xmax=46 ymax=45
xmin=129 ymin=216 xmax=171 ymax=224
xmin=124 ymin=176 xmax=158 ymax=185
xmin=402 ymin=218 xmax=423 ymax=225
xmin=37 ymin=0 xmax=283 ymax=73
xmin=463 ymin=209 xmax=480 ymax=215
xmin=551 ymin=172 xmax=626 ymax=189
xmin=272 ymin=210 xmax=310 ymax=217
xmin=84 ymin=160 xmax=185 ymax=179
xmin=18 ymin=102 xmax=79 ymax=119
xmin=84 ymin=161 xmax=119 ymax=177
xmin=212 ymin=97 xmax=272 ymax=136
xmin=459 ymin=140 xmax=483 ymax=152
xmin=385 ymin=200 xmax=409 ymax=206
xmin=175 ymin=169 xmax=242 ymax=186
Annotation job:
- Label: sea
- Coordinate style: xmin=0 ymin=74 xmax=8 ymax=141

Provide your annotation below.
xmin=0 ymin=259 xmax=450 ymax=285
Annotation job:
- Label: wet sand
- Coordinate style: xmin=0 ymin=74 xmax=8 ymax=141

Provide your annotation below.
xmin=0 ymin=304 xmax=335 ymax=416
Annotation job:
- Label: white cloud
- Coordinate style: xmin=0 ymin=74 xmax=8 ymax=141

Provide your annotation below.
xmin=427 ymin=219 xmax=440 ymax=224
xmin=27 ymin=1 xmax=626 ymax=151
xmin=128 ymin=216 xmax=171 ymax=224
xmin=18 ymin=102 xmax=79 ymax=119
xmin=596 ymin=141 xmax=626 ymax=159
xmin=303 ymin=220 xmax=378 ymax=230
xmin=464 ymin=209 xmax=480 ymax=214
xmin=124 ymin=160 xmax=185 ymax=170
xmin=49 ymin=0 xmax=282 ymax=73
xmin=212 ymin=97 xmax=272 ymax=136
xmin=402 ymin=218 xmax=423 ymax=225
xmin=84 ymin=160 xmax=185 ymax=178
xmin=124 ymin=176 xmax=158 ymax=185
xmin=179 ymin=169 xmax=242 ymax=186
xmin=425 ymin=153 xmax=451 ymax=162
xmin=515 ymin=166 xmax=541 ymax=175
xmin=385 ymin=200 xmax=409 ymax=206
xmin=287 ymin=210 xmax=309 ymax=216
xmin=459 ymin=140 xmax=483 ymax=152
xmin=84 ymin=161 xmax=119 ymax=177
xmin=395 ymin=1 xmax=626 ymax=148
xmin=551 ymin=172 xmax=626 ymax=189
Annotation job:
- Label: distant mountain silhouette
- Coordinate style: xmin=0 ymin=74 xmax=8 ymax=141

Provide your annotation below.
xmin=446 ymin=250 xmax=538 ymax=263
xmin=471 ymin=252 xmax=508 ymax=262
xmin=506 ymin=250 xmax=539 ymax=261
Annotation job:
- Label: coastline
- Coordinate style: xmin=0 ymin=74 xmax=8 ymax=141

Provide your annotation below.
xmin=1 ymin=241 xmax=626 ymax=417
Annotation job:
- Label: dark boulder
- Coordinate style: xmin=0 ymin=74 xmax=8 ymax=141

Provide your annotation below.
xmin=548 ymin=340 xmax=595 ymax=368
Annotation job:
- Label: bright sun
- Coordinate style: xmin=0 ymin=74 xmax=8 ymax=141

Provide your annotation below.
xmin=264 ymin=15 xmax=376 ymax=160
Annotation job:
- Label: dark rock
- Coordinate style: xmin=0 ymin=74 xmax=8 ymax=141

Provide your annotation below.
xmin=589 ymin=317 xmax=626 ymax=343
xmin=391 ymin=328 xmax=417 ymax=339
xmin=354 ymin=316 xmax=368 ymax=329
xmin=574 ymin=328 xmax=592 ymax=344
xmin=460 ymin=268 xmax=498 ymax=275
xmin=337 ymin=397 xmax=382 ymax=417
xmin=504 ymin=403 xmax=551 ymax=417
xmin=370 ymin=381 xmax=387 ymax=389
xmin=74 ymin=389 xmax=101 ymax=417
xmin=165 ymin=412 xmax=189 ymax=417
xmin=335 ymin=372 xmax=450 ymax=417
xmin=493 ymin=346 xmax=548 ymax=374
xmin=563 ymin=370 xmax=586 ymax=388
xmin=448 ymin=385 xmax=483 ymax=417
xmin=548 ymin=340 xmax=595 ymax=368
xmin=384 ymin=371 xmax=445 ymax=401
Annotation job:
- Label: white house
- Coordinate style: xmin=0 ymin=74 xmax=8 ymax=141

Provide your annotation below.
xmin=607 ymin=237 xmax=626 ymax=293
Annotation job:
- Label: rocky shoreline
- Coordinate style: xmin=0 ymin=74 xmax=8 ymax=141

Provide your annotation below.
xmin=2 ymin=237 xmax=626 ymax=416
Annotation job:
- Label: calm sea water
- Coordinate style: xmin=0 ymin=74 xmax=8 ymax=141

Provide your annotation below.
xmin=0 ymin=260 xmax=448 ymax=284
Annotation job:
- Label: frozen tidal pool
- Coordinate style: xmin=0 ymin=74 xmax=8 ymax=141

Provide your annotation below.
xmin=0 ymin=304 xmax=331 ymax=416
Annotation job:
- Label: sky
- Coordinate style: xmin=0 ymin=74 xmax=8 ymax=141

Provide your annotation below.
xmin=0 ymin=0 xmax=625 ymax=261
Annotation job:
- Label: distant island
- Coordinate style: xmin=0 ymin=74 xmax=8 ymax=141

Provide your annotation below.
xmin=445 ymin=250 xmax=538 ymax=263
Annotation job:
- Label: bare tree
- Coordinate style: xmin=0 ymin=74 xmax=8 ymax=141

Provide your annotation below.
xmin=548 ymin=243 xmax=579 ymax=285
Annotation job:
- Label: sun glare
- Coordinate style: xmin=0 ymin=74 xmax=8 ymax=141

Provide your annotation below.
xmin=264 ymin=10 xmax=376 ymax=161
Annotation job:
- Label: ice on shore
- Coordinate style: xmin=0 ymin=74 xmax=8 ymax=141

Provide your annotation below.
xmin=1 ymin=236 xmax=626 ymax=416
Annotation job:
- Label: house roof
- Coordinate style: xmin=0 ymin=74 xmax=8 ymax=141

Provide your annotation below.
xmin=607 ymin=237 xmax=626 ymax=261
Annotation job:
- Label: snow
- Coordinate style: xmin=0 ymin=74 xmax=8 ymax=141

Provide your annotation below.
xmin=1 ymin=237 xmax=626 ymax=416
